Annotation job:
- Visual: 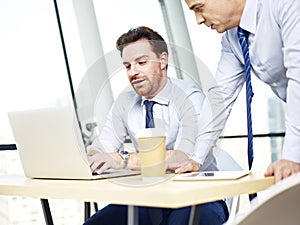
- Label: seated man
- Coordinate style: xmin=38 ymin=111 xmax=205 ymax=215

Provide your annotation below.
xmin=84 ymin=26 xmax=228 ymax=225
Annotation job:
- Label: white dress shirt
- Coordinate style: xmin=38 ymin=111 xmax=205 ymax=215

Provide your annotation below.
xmin=88 ymin=77 xmax=217 ymax=170
xmin=207 ymin=0 xmax=300 ymax=163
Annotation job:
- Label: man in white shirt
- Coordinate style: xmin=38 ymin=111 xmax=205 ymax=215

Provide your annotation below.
xmin=84 ymin=26 xmax=228 ymax=225
xmin=184 ymin=0 xmax=300 ymax=183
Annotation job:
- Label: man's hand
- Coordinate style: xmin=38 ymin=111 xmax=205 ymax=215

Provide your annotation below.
xmin=264 ymin=159 xmax=300 ymax=183
xmin=87 ymin=150 xmax=122 ymax=174
xmin=165 ymin=150 xmax=200 ymax=173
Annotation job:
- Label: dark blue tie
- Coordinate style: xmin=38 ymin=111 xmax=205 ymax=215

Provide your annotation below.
xmin=144 ymin=100 xmax=156 ymax=128
xmin=238 ymin=27 xmax=257 ymax=201
xmin=144 ymin=100 xmax=165 ymax=224
xmin=237 ymin=27 xmax=254 ymax=170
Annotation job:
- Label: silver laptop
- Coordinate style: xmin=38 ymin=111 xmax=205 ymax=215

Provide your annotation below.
xmin=7 ymin=105 xmax=139 ymax=180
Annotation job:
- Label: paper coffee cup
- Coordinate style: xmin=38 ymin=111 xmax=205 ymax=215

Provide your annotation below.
xmin=136 ymin=128 xmax=166 ymax=179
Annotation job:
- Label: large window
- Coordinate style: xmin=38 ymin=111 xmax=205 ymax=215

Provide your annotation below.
xmin=0 ymin=1 xmax=85 ymax=224
xmin=0 ymin=1 xmax=172 ymax=224
xmin=0 ymin=0 xmax=84 ymax=144
xmin=0 ymin=0 xmax=285 ymax=224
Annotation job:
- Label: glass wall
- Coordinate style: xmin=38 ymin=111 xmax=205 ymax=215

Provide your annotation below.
xmin=0 ymin=0 xmax=285 ymax=224
xmin=0 ymin=1 xmax=168 ymax=224
xmin=0 ymin=1 xmax=85 ymax=224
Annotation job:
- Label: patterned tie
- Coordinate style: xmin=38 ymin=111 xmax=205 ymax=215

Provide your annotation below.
xmin=237 ymin=27 xmax=254 ymax=170
xmin=144 ymin=100 xmax=156 ymax=128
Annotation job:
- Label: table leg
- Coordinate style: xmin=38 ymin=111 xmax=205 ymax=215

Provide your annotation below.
xmin=93 ymin=202 xmax=99 ymax=211
xmin=84 ymin=202 xmax=99 ymax=221
xmin=249 ymin=193 xmax=257 ymax=201
xmin=40 ymin=199 xmax=54 ymax=225
xmin=127 ymin=205 xmax=139 ymax=225
xmin=188 ymin=205 xmax=201 ymax=225
xmin=84 ymin=202 xmax=91 ymax=221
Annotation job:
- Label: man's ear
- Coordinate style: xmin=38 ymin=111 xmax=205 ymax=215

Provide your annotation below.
xmin=160 ymin=52 xmax=168 ymax=70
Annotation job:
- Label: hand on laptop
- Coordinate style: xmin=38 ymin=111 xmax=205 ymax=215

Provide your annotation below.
xmin=87 ymin=149 xmax=201 ymax=175
xmin=88 ymin=150 xmax=123 ymax=174
xmin=165 ymin=150 xmax=201 ymax=174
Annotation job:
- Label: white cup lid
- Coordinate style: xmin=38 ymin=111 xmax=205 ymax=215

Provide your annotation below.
xmin=135 ymin=128 xmax=166 ymax=138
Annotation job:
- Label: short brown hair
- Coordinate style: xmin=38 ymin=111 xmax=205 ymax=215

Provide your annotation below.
xmin=116 ymin=26 xmax=168 ymax=57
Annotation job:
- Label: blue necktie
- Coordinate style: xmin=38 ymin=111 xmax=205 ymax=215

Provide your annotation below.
xmin=237 ymin=27 xmax=254 ymax=170
xmin=144 ymin=100 xmax=165 ymax=224
xmin=144 ymin=100 xmax=156 ymax=128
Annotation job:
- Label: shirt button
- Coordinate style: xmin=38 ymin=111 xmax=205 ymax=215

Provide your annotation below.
xmin=271 ymin=82 xmax=277 ymax=87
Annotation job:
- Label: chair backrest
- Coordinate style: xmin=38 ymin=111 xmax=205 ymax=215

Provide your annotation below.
xmin=234 ymin=172 xmax=300 ymax=225
xmin=214 ymin=147 xmax=243 ymax=171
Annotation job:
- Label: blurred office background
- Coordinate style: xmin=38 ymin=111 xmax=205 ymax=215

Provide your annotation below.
xmin=0 ymin=0 xmax=285 ymax=224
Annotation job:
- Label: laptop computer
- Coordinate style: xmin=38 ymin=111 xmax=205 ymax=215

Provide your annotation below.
xmin=7 ymin=105 xmax=139 ymax=180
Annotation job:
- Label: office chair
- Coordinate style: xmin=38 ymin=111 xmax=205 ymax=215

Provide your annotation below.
xmin=230 ymin=172 xmax=300 ymax=225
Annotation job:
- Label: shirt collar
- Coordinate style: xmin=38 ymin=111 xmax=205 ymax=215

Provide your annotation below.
xmin=239 ymin=0 xmax=258 ymax=34
xmin=141 ymin=78 xmax=171 ymax=106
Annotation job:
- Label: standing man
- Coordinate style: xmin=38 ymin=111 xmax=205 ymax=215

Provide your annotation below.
xmin=184 ymin=0 xmax=300 ymax=182
xmin=84 ymin=26 xmax=228 ymax=225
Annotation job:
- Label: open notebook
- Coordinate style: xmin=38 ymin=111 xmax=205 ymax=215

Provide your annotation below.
xmin=8 ymin=105 xmax=139 ymax=180
xmin=172 ymin=170 xmax=250 ymax=181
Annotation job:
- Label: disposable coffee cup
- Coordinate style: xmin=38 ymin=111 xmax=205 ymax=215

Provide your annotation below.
xmin=136 ymin=128 xmax=166 ymax=180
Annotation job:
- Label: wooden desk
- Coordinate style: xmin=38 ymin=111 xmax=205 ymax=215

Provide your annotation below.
xmin=0 ymin=172 xmax=274 ymax=224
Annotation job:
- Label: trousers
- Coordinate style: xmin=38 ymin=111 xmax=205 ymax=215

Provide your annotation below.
xmin=83 ymin=200 xmax=229 ymax=225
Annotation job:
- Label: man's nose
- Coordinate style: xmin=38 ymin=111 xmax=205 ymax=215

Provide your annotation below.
xmin=196 ymin=14 xmax=205 ymax=25
xmin=129 ymin=65 xmax=138 ymax=77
